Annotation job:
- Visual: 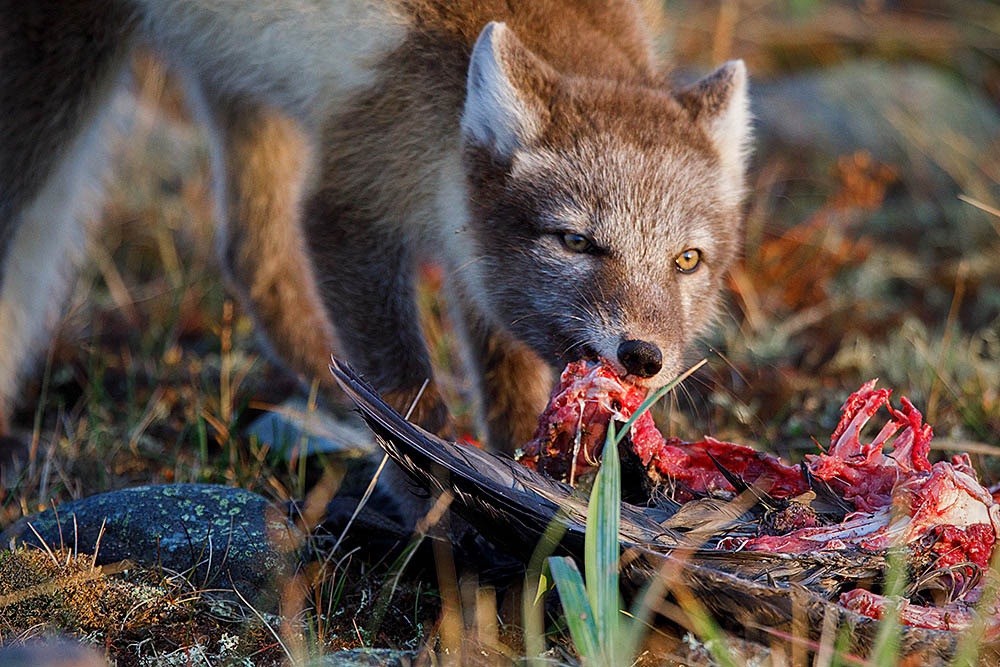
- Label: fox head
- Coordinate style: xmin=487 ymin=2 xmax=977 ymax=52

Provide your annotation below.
xmin=457 ymin=21 xmax=751 ymax=388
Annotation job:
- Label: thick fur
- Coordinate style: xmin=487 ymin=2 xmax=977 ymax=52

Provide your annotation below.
xmin=0 ymin=0 xmax=751 ymax=451
xmin=0 ymin=1 xmax=136 ymax=433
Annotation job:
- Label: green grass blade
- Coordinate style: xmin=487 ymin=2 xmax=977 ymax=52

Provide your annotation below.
xmin=949 ymin=550 xmax=1000 ymax=666
xmin=870 ymin=548 xmax=907 ymax=665
xmin=586 ymin=420 xmax=622 ymax=659
xmin=829 ymin=617 xmax=856 ymax=667
xmin=614 ymin=360 xmax=707 ymax=661
xmin=685 ymin=602 xmax=740 ymax=667
xmin=523 ymin=510 xmax=570 ymax=664
xmin=549 ymin=556 xmax=601 ymax=662
xmin=621 ymin=589 xmax=653 ymax=663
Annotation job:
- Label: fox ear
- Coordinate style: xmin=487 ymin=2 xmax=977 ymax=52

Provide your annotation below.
xmin=678 ymin=60 xmax=752 ymax=195
xmin=462 ymin=22 xmax=549 ymax=158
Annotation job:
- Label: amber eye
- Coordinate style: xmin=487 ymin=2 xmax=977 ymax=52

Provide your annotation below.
xmin=675 ymin=248 xmax=702 ymax=273
xmin=561 ymin=233 xmax=595 ymax=253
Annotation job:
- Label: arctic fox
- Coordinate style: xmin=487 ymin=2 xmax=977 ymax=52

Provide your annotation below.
xmin=0 ymin=1 xmax=751 ymax=452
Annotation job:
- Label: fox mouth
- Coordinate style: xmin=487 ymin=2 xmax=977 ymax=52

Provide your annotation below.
xmin=570 ymin=343 xmax=662 ymax=389
xmin=572 ymin=343 xmax=617 ymax=369
xmin=554 ymin=339 xmax=678 ymax=390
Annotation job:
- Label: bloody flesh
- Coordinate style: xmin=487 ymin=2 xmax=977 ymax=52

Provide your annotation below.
xmin=648 ymin=437 xmax=808 ymax=501
xmin=804 ymin=379 xmax=933 ymax=512
xmin=736 ymin=392 xmax=1000 ymax=566
xmin=516 ymin=360 xmax=805 ymax=496
xmin=839 ymin=589 xmax=989 ymax=633
xmin=516 ymin=360 xmax=659 ymax=484
xmin=515 ymin=359 xmax=1000 ymax=632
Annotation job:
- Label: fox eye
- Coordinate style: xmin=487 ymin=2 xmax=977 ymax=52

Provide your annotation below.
xmin=675 ymin=248 xmax=702 ymax=273
xmin=560 ymin=233 xmax=596 ymax=254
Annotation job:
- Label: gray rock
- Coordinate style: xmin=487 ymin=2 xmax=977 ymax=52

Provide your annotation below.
xmin=754 ymin=61 xmax=1000 ymax=172
xmin=310 ymin=648 xmax=418 ymax=666
xmin=752 ymin=60 xmax=1000 ymax=256
xmin=0 ymin=639 xmax=107 ymax=667
xmin=245 ymin=397 xmax=375 ymax=460
xmin=1 ymin=484 xmax=299 ymax=608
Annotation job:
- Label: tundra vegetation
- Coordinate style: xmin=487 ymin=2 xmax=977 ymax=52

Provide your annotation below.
xmin=0 ymin=0 xmax=997 ymax=664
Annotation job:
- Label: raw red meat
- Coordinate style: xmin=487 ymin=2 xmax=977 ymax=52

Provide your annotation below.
xmin=804 ymin=379 xmax=932 ymax=512
xmin=893 ymin=462 xmax=999 ymax=549
xmin=737 ymin=393 xmax=1000 ymax=571
xmin=516 ymin=360 xmax=661 ymax=483
xmin=645 ymin=437 xmax=808 ymax=500
xmin=516 ymin=359 xmax=806 ymax=497
xmin=931 ymin=524 xmax=995 ymax=569
xmin=839 ymin=589 xmax=986 ymax=633
xmin=727 ymin=508 xmax=893 ymax=553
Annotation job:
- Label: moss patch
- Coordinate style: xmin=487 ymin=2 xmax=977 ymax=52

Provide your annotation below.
xmin=0 ymin=547 xmax=282 ymax=666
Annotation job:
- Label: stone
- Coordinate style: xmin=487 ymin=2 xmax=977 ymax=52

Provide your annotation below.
xmin=1 ymin=484 xmax=300 ymax=609
xmin=752 ymin=60 xmax=1000 ymax=257
xmin=245 ymin=397 xmax=375 ymax=460
xmin=0 ymin=639 xmax=107 ymax=667
xmin=309 ymin=648 xmax=418 ymax=666
xmin=753 ymin=60 xmax=1000 ymax=179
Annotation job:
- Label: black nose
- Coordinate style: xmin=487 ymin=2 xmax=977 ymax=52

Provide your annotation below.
xmin=617 ymin=339 xmax=662 ymax=378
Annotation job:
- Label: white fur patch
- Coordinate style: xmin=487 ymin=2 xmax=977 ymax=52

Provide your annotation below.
xmin=0 ymin=100 xmax=114 ymax=411
xmin=703 ymin=60 xmax=752 ymax=206
xmin=173 ymin=66 xmax=231 ymax=265
xmin=461 ymin=22 xmax=541 ymax=157
xmin=135 ymin=0 xmax=407 ymax=128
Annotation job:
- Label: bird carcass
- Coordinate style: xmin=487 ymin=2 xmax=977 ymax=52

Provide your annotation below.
xmin=517 ymin=361 xmax=1000 ymax=635
xmin=329 ymin=357 xmax=1000 ymax=659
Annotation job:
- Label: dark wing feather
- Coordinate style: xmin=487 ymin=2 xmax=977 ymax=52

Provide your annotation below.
xmin=330 ymin=358 xmax=675 ymax=553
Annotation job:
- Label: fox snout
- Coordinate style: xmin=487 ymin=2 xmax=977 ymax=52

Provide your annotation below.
xmin=617 ymin=339 xmax=662 ymax=379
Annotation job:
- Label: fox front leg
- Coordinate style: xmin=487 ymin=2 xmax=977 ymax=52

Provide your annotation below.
xmin=302 ymin=198 xmax=449 ymax=436
xmin=212 ymin=99 xmax=342 ymax=392
xmin=451 ymin=292 xmax=552 ymax=454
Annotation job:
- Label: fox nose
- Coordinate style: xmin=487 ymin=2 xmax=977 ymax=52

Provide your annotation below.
xmin=617 ymin=339 xmax=662 ymax=378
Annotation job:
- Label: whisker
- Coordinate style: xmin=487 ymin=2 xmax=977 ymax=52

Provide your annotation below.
xmin=509 ymin=312 xmax=547 ymax=327
xmin=706 ymin=345 xmax=750 ymax=388
xmin=557 ymin=332 xmax=595 ymax=359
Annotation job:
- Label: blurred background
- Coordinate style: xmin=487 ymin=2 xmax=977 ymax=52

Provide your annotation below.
xmin=0 ymin=0 xmax=997 ymax=656
xmin=662 ymin=0 xmax=1000 ymax=467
